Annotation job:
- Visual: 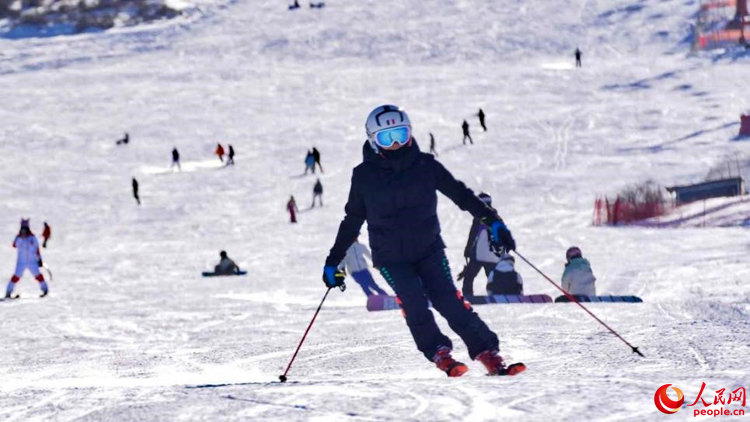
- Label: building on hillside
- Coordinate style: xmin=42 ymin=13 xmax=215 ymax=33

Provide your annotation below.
xmin=666 ymin=178 xmax=746 ymax=205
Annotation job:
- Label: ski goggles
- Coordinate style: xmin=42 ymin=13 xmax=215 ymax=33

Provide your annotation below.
xmin=373 ymin=126 xmax=411 ymax=148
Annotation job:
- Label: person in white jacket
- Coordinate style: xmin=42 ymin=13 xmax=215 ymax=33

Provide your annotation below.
xmin=339 ymin=236 xmax=388 ymax=297
xmin=6 ymin=219 xmax=48 ymax=298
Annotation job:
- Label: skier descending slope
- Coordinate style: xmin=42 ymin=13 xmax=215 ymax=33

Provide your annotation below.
xmin=5 ymin=219 xmax=48 ymax=299
xmin=323 ymin=105 xmax=525 ymax=377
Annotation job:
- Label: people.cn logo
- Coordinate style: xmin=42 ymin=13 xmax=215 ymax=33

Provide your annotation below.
xmin=655 ymin=384 xmax=685 ymax=414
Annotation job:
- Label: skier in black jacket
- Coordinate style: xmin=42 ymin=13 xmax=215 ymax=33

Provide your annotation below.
xmin=322 ymin=105 xmax=524 ymax=377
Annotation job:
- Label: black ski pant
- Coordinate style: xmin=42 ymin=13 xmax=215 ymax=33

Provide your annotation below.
xmin=378 ymin=250 xmax=499 ymax=361
xmin=461 ymin=259 xmax=494 ymax=297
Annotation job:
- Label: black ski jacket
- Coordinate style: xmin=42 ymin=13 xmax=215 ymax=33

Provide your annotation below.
xmin=325 ymin=140 xmax=497 ymax=267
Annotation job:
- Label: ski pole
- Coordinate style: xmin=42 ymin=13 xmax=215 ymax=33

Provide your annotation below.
xmin=512 ymin=250 xmax=644 ymax=357
xmin=279 ymin=287 xmax=333 ymax=382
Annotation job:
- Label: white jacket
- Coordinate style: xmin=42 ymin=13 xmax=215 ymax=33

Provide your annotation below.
xmin=474 ymin=230 xmax=500 ymax=264
xmin=14 ymin=235 xmax=41 ymax=264
xmin=339 ymin=242 xmax=371 ymax=274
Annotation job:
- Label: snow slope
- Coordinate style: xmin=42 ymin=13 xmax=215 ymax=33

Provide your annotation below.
xmin=0 ymin=0 xmax=749 ymax=420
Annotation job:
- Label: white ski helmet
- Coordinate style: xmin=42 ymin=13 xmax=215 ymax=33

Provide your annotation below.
xmin=365 ymin=105 xmax=412 ymax=151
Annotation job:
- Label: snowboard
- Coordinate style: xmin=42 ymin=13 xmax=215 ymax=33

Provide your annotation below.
xmin=554 ymin=294 xmax=643 ymax=303
xmin=202 ymin=271 xmax=247 ymax=277
xmin=367 ymin=294 xmax=553 ymax=311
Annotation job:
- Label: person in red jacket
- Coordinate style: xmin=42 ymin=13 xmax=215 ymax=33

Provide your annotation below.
xmin=215 ymin=143 xmax=225 ymax=163
xmin=287 ymin=195 xmax=299 ymax=223
xmin=6 ymin=219 xmax=48 ymax=298
xmin=42 ymin=222 xmax=51 ymax=248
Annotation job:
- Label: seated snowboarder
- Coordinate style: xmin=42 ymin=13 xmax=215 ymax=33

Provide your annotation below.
xmin=486 ymin=253 xmax=523 ymax=295
xmin=214 ymin=251 xmax=240 ymax=275
xmin=561 ymin=246 xmax=596 ymax=296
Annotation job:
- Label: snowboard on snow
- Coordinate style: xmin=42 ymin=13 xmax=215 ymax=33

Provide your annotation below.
xmin=554 ymin=294 xmax=643 ymax=303
xmin=367 ymin=294 xmax=553 ymax=311
xmin=202 ymin=271 xmax=247 ymax=277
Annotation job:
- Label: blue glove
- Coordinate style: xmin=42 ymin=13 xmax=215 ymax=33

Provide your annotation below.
xmin=322 ymin=266 xmax=347 ymax=290
xmin=481 ymin=216 xmax=516 ymax=251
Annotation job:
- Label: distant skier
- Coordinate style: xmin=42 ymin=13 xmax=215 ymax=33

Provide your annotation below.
xmin=171 ymin=148 xmax=181 ymax=171
xmin=562 ymin=246 xmax=596 ymax=296
xmin=6 ymin=219 xmax=48 ymax=299
xmin=311 ymin=179 xmax=323 ymax=208
xmin=42 ymin=222 xmax=51 ymax=248
xmin=227 ymin=145 xmax=235 ymax=165
xmin=323 ymin=105 xmax=523 ymax=377
xmin=458 ymin=193 xmax=498 ymax=297
xmin=429 ymin=132 xmax=437 ymax=157
xmin=214 ymin=251 xmax=240 ymax=275
xmin=310 ymin=2 xmax=325 ymax=8
xmin=116 ymin=133 xmax=129 ymax=145
xmin=304 ymin=150 xmax=315 ymax=175
xmin=478 ymin=109 xmax=487 ymax=132
xmin=462 ymin=120 xmax=473 ymax=145
xmin=132 ymin=178 xmax=141 ymax=205
xmin=288 ymin=0 xmax=300 ymax=9
xmin=215 ymin=143 xmax=225 ymax=163
xmin=486 ymin=253 xmax=524 ymax=295
xmin=575 ymin=48 xmax=582 ymax=68
xmin=338 ymin=236 xmax=388 ymax=297
xmin=312 ymin=147 xmax=324 ymax=173
xmin=287 ymin=195 xmax=299 ymax=223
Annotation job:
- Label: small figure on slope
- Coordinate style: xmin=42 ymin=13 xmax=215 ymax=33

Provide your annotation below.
xmin=288 ymin=0 xmax=300 ymax=10
xmin=338 ymin=235 xmax=388 ymax=297
xmin=323 ymin=104 xmax=524 ymax=377
xmin=171 ymin=148 xmax=181 ymax=172
xmin=215 ymin=143 xmax=225 ymax=163
xmin=462 ymin=120 xmax=473 ymax=145
xmin=132 ymin=178 xmax=141 ymax=205
xmin=287 ymin=195 xmax=299 ymax=223
xmin=429 ymin=132 xmax=437 ymax=157
xmin=575 ymin=48 xmax=582 ymax=68
xmin=312 ymin=147 xmax=324 ymax=173
xmin=487 ymin=253 xmax=523 ymax=295
xmin=214 ymin=251 xmax=240 ymax=275
xmin=311 ymin=179 xmax=323 ymax=208
xmin=227 ymin=145 xmax=235 ymax=165
xmin=477 ymin=108 xmax=487 ymax=132
xmin=304 ymin=150 xmax=315 ymax=175
xmin=562 ymin=246 xmax=596 ymax=296
xmin=116 ymin=133 xmax=129 ymax=145
xmin=42 ymin=222 xmax=51 ymax=248
xmin=458 ymin=192 xmax=498 ymax=298
xmin=6 ymin=219 xmax=48 ymax=299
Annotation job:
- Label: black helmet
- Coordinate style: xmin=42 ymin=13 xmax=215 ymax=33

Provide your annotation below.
xmin=566 ymin=246 xmax=582 ymax=262
xmin=220 ymin=251 xmax=228 ymax=259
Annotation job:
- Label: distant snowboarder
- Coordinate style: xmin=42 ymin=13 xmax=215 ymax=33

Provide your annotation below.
xmin=6 ymin=219 xmax=48 ymax=299
xmin=116 ymin=133 xmax=129 ymax=145
xmin=171 ymin=148 xmax=181 ymax=171
xmin=214 ymin=251 xmax=240 ymax=275
xmin=132 ymin=178 xmax=141 ymax=205
xmin=304 ymin=150 xmax=315 ymax=175
xmin=338 ymin=236 xmax=388 ymax=297
xmin=42 ymin=222 xmax=51 ymax=248
xmin=311 ymin=179 xmax=323 ymax=208
xmin=462 ymin=120 xmax=473 ymax=145
xmin=310 ymin=2 xmax=325 ymax=8
xmin=429 ymin=132 xmax=437 ymax=157
xmin=323 ymin=104 xmax=523 ymax=377
xmin=312 ymin=147 xmax=324 ymax=173
xmin=575 ymin=48 xmax=582 ymax=68
xmin=215 ymin=143 xmax=225 ymax=163
xmin=486 ymin=253 xmax=524 ymax=295
xmin=562 ymin=246 xmax=596 ymax=295
xmin=288 ymin=0 xmax=300 ymax=9
xmin=287 ymin=195 xmax=299 ymax=223
xmin=478 ymin=109 xmax=487 ymax=132
xmin=227 ymin=145 xmax=235 ymax=165
xmin=458 ymin=193 xmax=498 ymax=297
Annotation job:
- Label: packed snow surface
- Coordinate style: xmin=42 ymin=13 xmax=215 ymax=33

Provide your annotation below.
xmin=0 ymin=0 xmax=748 ymax=421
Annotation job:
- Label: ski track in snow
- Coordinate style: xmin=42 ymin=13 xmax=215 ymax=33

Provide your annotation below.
xmin=1 ymin=0 xmax=749 ymax=420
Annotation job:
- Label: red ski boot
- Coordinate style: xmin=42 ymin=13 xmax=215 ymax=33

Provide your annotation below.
xmin=433 ymin=347 xmax=469 ymax=377
xmin=476 ymin=349 xmax=526 ymax=376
